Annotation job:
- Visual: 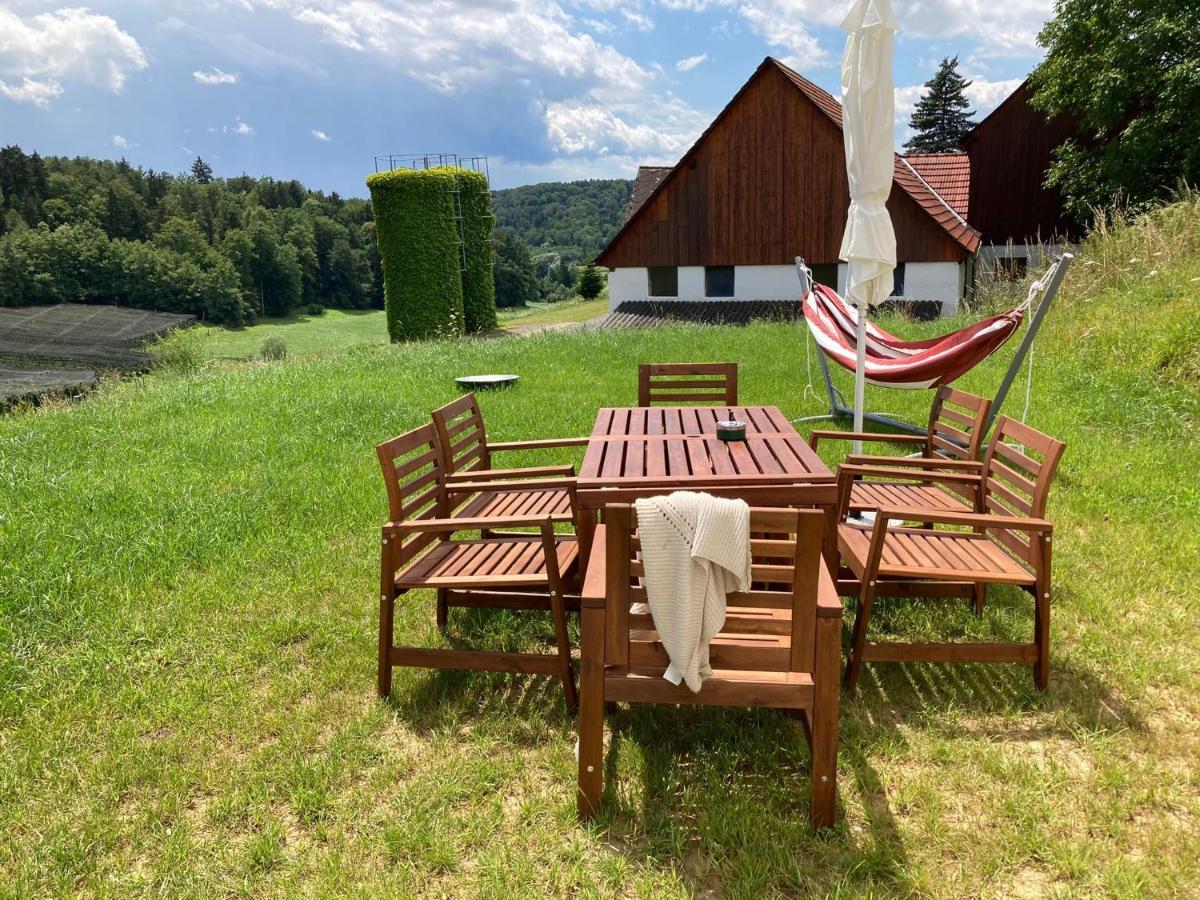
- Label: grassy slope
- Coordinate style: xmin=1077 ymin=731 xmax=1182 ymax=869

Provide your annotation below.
xmin=1 ymin=203 xmax=1198 ymax=896
xmin=497 ymin=297 xmax=609 ymax=329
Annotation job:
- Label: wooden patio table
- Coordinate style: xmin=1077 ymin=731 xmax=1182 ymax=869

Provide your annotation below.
xmin=576 ymin=406 xmax=838 ymax=568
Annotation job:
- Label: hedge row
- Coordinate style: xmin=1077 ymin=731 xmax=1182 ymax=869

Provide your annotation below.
xmin=366 ymin=166 xmax=497 ymax=341
xmin=457 ymin=170 xmax=497 ymax=333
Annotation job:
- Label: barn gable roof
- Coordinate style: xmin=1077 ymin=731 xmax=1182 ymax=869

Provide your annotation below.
xmin=604 ymin=57 xmax=980 ymax=266
xmin=623 ymin=166 xmax=671 ymax=224
xmin=903 ymin=153 xmax=971 ymax=219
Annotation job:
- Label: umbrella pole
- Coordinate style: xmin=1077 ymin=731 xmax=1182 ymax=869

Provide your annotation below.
xmin=853 ymin=305 xmax=867 ymax=454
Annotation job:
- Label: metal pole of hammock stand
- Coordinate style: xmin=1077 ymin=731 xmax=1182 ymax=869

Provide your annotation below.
xmin=983 ymin=252 xmax=1073 ymax=435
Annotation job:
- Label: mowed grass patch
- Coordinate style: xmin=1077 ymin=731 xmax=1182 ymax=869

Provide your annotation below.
xmin=201 ymin=308 xmax=388 ymax=360
xmin=2 ymin=222 xmax=1199 ymax=894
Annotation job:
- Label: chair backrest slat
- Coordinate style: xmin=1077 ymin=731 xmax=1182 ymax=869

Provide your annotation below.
xmin=432 ymin=394 xmax=491 ymax=475
xmin=638 ymin=363 xmax=738 ymax=407
xmin=925 ymin=386 xmax=991 ymax=462
xmin=981 ymin=416 xmax=1066 ymax=566
xmin=376 ymin=423 xmax=448 ymax=566
xmin=605 ymin=503 xmax=824 ymax=675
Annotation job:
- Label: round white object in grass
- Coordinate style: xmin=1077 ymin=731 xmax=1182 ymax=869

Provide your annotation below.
xmin=455 ymin=374 xmax=519 ymax=390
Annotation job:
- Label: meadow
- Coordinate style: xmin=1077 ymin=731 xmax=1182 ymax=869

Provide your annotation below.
xmin=1 ymin=201 xmax=1198 ymax=896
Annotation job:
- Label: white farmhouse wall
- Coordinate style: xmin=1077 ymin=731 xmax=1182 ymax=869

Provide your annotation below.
xmin=607 ymin=267 xmax=648 ymax=309
xmin=904 ymin=262 xmax=962 ymax=314
xmin=730 ymin=265 xmax=804 ymax=300
xmin=678 ymin=266 xmax=705 ymax=298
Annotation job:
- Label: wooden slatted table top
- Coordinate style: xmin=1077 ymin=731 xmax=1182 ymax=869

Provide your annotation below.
xmin=579 ymin=406 xmax=833 ymax=487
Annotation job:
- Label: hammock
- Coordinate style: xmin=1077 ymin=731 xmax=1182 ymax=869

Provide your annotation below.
xmin=802 ymin=282 xmax=1024 ymax=390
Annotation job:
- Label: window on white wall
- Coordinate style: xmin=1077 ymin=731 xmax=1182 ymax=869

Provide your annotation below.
xmin=704 ymin=266 xmax=735 ymax=297
xmin=647 ymin=267 xmax=678 ymax=297
xmin=809 ymin=263 xmax=838 ymax=288
xmin=891 ymin=263 xmax=906 ymax=297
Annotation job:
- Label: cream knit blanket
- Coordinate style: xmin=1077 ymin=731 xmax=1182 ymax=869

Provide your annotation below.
xmin=633 ymin=492 xmax=752 ymax=692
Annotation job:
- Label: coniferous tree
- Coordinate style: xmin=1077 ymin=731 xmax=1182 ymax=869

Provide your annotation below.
xmin=904 ymin=57 xmax=977 ymax=153
xmin=577 ymin=265 xmax=605 ymax=300
xmin=190 ymin=156 xmax=213 ymax=184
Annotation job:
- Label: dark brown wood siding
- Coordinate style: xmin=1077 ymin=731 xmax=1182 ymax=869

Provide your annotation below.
xmin=597 ymin=66 xmax=967 ymax=269
xmin=963 ymin=81 xmax=1082 ymax=245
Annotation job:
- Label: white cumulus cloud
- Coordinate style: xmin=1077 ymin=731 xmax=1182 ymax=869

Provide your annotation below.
xmin=676 ymin=53 xmax=707 ymax=72
xmin=223 ymin=117 xmax=254 ymax=135
xmin=0 ymin=76 xmax=63 ymax=107
xmin=311 ymin=129 xmax=331 ymax=141
xmin=194 ymin=67 xmax=239 ymax=85
xmin=112 ymin=134 xmax=130 ymax=148
xmin=0 ymin=7 xmax=147 ymax=102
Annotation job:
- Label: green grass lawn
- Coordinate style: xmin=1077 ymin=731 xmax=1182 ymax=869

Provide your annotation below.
xmin=201 ymin=308 xmax=389 ymax=360
xmin=497 ymin=296 xmax=609 ymax=329
xmin=2 ymin=203 xmax=1199 ymax=896
xmin=199 ymin=299 xmax=607 ymax=362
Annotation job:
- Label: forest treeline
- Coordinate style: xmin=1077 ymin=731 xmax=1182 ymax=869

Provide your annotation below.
xmin=0 ymin=147 xmax=382 ymax=325
xmin=0 ymin=148 xmax=631 ymax=324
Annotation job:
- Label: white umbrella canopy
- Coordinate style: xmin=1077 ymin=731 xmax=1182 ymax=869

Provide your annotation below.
xmin=839 ymin=0 xmax=899 ymax=452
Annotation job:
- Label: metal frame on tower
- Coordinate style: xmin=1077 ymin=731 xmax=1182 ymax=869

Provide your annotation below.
xmin=371 ymin=153 xmax=493 ymax=273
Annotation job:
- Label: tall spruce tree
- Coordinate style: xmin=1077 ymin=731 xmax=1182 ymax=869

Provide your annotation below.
xmin=904 ymin=57 xmax=977 ymax=153
xmin=190 ymin=156 xmax=214 ymax=184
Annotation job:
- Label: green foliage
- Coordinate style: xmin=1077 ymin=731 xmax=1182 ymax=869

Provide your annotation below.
xmin=904 ymin=56 xmax=977 ymax=154
xmin=576 ymin=264 xmax=605 ymax=300
xmin=190 ymin=156 xmax=213 ymax=184
xmin=366 ymin=167 xmax=465 ymax=341
xmin=0 ymin=223 xmax=252 ymax=325
xmin=260 ymin=333 xmax=287 ymax=361
xmin=492 ymin=229 xmax=537 ymax=308
xmin=490 ymin=178 xmax=630 ymax=265
xmin=148 ymin=325 xmax=207 ymax=374
xmin=457 ymin=169 xmax=498 ymax=333
xmin=0 ymin=145 xmax=383 ymax=321
xmin=1032 ymin=0 xmax=1200 ymax=220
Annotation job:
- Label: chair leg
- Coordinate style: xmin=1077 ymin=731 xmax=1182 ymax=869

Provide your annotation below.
xmin=844 ymin=581 xmax=876 ymax=692
xmin=972 ymin=582 xmax=987 ymax=617
xmin=435 ymin=588 xmax=448 ymax=633
xmin=378 ymin=591 xmax=395 ymax=698
xmin=578 ymin=605 xmax=605 ymax=819
xmin=550 ymin=587 xmax=578 ymax=711
xmin=809 ymin=614 xmax=841 ymax=829
xmin=1034 ymin=580 xmax=1051 ymax=692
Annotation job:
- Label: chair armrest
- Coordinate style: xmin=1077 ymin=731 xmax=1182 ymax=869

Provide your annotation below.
xmin=446 ymin=476 xmax=577 ymax=495
xmin=808 ymin=430 xmax=926 ymax=450
xmin=816 ymin=561 xmax=842 ymax=619
xmin=446 ymin=465 xmax=574 ymax=482
xmin=488 ymin=437 xmax=591 ymax=451
xmin=837 ymin=464 xmax=982 ymax=485
xmin=580 ymin=525 xmax=608 ymax=608
xmin=383 ymin=515 xmax=554 ymax=536
xmin=876 ymin=507 xmax=1053 ymax=533
xmin=845 ymin=454 xmax=983 ymax=470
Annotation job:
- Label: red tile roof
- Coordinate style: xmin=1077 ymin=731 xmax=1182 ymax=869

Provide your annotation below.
xmin=903 ymin=153 xmax=971 ymax=219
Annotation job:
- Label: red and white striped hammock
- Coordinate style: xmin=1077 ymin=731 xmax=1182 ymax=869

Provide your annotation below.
xmin=802 ymin=282 xmax=1024 ymax=390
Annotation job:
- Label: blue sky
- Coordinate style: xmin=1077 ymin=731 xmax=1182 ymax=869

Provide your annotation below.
xmin=0 ymin=1 xmax=1054 ymax=196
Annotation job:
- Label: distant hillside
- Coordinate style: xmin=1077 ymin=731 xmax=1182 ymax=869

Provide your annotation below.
xmin=491 ymin=178 xmax=631 ymax=265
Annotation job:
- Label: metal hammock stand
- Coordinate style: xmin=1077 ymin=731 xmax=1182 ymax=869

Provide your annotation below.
xmin=795 ymin=251 xmax=1073 ymax=438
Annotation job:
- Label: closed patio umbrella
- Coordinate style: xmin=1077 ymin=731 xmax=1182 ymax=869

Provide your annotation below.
xmin=839 ymin=0 xmax=899 ymax=453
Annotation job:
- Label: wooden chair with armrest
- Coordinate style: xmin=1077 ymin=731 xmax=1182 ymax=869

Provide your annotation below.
xmin=836 ymin=416 xmax=1066 ymax=692
xmin=637 ymin=362 xmax=738 ymax=407
xmin=432 ymin=393 xmax=588 ymax=527
xmin=577 ymin=504 xmax=842 ymax=829
xmin=377 ymin=423 xmax=581 ymax=709
xmin=809 ymin=386 xmax=992 ymax=516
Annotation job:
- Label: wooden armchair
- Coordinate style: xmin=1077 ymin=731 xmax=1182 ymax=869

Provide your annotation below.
xmin=637 ymin=362 xmax=738 ymax=406
xmin=577 ymin=505 xmax=842 ymax=829
xmin=836 ymin=416 xmax=1066 ymax=691
xmin=432 ymin=393 xmax=588 ymax=527
xmin=377 ymin=423 xmax=581 ymax=708
xmin=809 ymin=386 xmax=992 ymax=516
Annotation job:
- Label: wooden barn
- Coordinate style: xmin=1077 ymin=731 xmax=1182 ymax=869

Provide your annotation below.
xmin=598 ymin=59 xmax=1084 ymax=314
xmin=596 ymin=58 xmax=981 ymax=314
xmin=961 ymin=80 xmax=1082 ymax=278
